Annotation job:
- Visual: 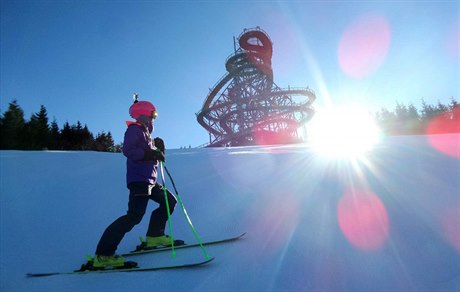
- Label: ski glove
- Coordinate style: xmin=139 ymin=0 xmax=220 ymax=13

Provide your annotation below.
xmin=143 ymin=149 xmax=165 ymax=162
xmin=154 ymin=137 xmax=165 ymax=153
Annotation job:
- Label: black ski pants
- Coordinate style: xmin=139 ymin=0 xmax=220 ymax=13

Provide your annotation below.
xmin=95 ymin=182 xmax=177 ymax=256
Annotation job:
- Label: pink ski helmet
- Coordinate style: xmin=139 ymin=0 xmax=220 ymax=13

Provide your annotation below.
xmin=129 ymin=101 xmax=157 ymax=120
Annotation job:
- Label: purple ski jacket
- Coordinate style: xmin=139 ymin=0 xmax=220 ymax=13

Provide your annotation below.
xmin=122 ymin=121 xmax=158 ymax=186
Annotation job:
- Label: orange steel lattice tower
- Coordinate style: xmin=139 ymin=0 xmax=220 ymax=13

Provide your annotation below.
xmin=197 ymin=27 xmax=316 ymax=147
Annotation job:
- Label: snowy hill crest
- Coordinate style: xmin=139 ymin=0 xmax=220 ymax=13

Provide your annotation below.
xmin=1 ymin=135 xmax=459 ymax=291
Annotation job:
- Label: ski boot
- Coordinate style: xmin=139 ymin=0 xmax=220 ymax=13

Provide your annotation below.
xmin=146 ymin=235 xmax=175 ymax=247
xmin=135 ymin=235 xmax=185 ymax=251
xmin=93 ymin=254 xmax=126 ymax=268
xmin=76 ymin=255 xmax=137 ymax=271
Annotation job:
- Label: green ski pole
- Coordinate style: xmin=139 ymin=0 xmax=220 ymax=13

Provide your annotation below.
xmin=159 ymin=161 xmax=175 ymax=258
xmin=162 ymin=163 xmax=210 ymax=260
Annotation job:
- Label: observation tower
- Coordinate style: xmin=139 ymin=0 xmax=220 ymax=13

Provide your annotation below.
xmin=196 ymin=27 xmax=316 ymax=147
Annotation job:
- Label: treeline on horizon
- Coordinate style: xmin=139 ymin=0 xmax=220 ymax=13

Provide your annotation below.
xmin=0 ymin=98 xmax=459 ymax=151
xmin=0 ymin=100 xmax=121 ymax=152
xmin=374 ymin=98 xmax=459 ymax=136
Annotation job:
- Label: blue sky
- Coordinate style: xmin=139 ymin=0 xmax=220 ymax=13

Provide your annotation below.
xmin=1 ymin=0 xmax=458 ymax=148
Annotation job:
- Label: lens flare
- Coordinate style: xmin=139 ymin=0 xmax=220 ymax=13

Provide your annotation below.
xmin=440 ymin=203 xmax=460 ymax=252
xmin=337 ymin=188 xmax=389 ymax=251
xmin=425 ymin=106 xmax=460 ymax=158
xmin=338 ymin=14 xmax=391 ymax=78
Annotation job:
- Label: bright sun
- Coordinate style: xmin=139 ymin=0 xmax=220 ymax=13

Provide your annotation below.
xmin=307 ymin=106 xmax=381 ymax=158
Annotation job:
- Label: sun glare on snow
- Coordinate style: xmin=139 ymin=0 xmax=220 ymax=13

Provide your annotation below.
xmin=308 ymin=107 xmax=381 ymax=158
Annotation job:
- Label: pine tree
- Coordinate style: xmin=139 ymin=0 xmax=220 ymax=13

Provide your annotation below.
xmin=28 ymin=105 xmax=50 ymax=150
xmin=375 ymin=107 xmax=396 ymax=135
xmin=448 ymin=97 xmax=459 ymax=111
xmin=448 ymin=97 xmax=459 ymax=120
xmin=421 ymin=99 xmax=438 ymax=119
xmin=60 ymin=122 xmax=72 ymax=150
xmin=49 ymin=119 xmax=60 ymax=150
xmin=394 ymin=102 xmax=409 ymax=135
xmin=0 ymin=100 xmax=26 ymax=149
xmin=94 ymin=131 xmax=115 ymax=152
xmin=436 ymin=100 xmax=449 ymax=115
xmin=407 ymin=104 xmax=420 ymax=120
xmin=74 ymin=121 xmax=84 ymax=150
xmin=114 ymin=142 xmax=123 ymax=153
xmin=81 ymin=124 xmax=94 ymax=150
xmin=106 ymin=132 xmax=115 ymax=152
xmin=407 ymin=104 xmax=422 ymax=134
xmin=448 ymin=98 xmax=460 ymax=132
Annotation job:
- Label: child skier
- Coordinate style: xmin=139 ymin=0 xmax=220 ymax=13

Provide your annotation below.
xmin=92 ymin=98 xmax=177 ymax=268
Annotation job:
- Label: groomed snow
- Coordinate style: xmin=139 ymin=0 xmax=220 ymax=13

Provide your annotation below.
xmin=1 ymin=134 xmax=459 ymax=291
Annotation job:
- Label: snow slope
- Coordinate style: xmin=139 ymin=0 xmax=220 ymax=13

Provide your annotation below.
xmin=1 ymin=134 xmax=459 ymax=291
